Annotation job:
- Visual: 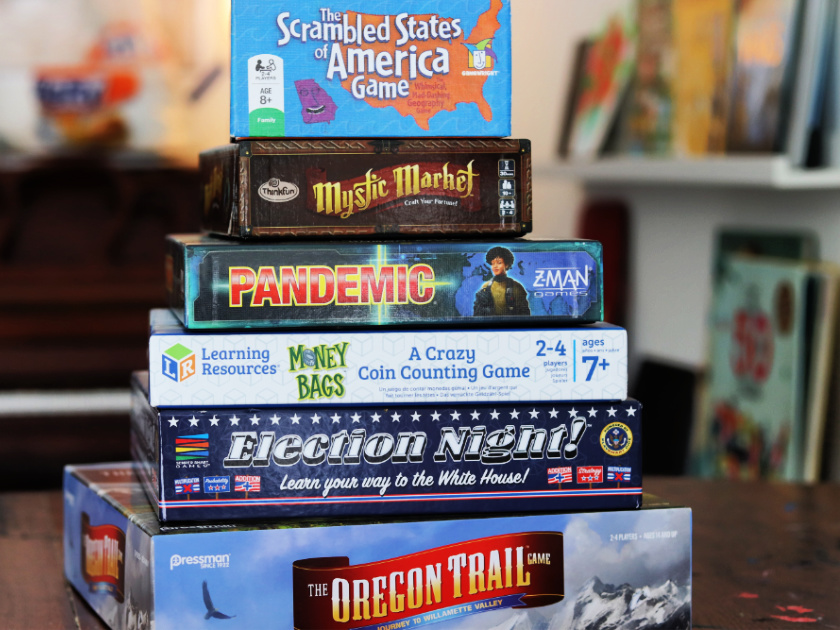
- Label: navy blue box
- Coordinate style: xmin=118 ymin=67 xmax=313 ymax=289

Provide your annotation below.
xmin=130 ymin=372 xmax=642 ymax=522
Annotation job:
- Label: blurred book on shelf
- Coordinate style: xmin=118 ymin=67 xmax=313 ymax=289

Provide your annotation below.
xmin=558 ymin=39 xmax=593 ymax=158
xmin=726 ymin=0 xmax=802 ymax=153
xmin=564 ymin=4 xmax=637 ymax=160
xmin=671 ymin=0 xmax=734 ymax=155
xmin=619 ymin=0 xmax=673 ymax=155
xmin=711 ymin=228 xmax=820 ymax=281
xmin=560 ymin=0 xmax=840 ymax=169
xmin=784 ymin=0 xmax=834 ymax=167
xmin=691 ymin=229 xmax=840 ymax=482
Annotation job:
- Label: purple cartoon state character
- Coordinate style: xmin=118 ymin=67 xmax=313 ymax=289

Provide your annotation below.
xmin=294 ymin=79 xmax=337 ymax=124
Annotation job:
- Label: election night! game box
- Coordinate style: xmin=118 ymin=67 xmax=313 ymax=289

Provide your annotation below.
xmin=200 ymin=139 xmax=531 ymax=238
xmin=230 ymin=0 xmax=511 ymax=138
xmin=166 ymin=234 xmax=602 ymax=329
xmin=131 ymin=372 xmax=642 ymax=522
xmin=64 ymin=463 xmax=691 ymax=630
xmin=148 ymin=309 xmax=628 ymax=407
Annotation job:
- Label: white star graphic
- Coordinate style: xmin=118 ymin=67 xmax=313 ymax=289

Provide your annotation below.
xmin=391 ymin=412 xmax=401 ymax=423
xmin=411 ymin=412 xmax=421 ymax=422
xmin=450 ymin=410 xmax=461 ymax=421
xmin=290 ymin=414 xmax=301 ymax=424
xmin=490 ymin=409 xmax=500 ymax=420
xmin=529 ymin=409 xmax=539 ymax=419
xmin=168 ymin=417 xmax=178 ymax=428
xmin=310 ymin=414 xmax=321 ymax=424
xmin=510 ymin=409 xmax=520 ymax=420
xmin=607 ymin=407 xmax=617 ymax=417
xmin=626 ymin=407 xmax=637 ymax=417
xmin=568 ymin=408 xmax=578 ymax=417
xmin=269 ymin=414 xmax=281 ymax=425
xmin=188 ymin=416 xmax=200 ymax=427
xmin=250 ymin=414 xmax=261 ymax=425
xmin=471 ymin=410 xmax=481 ymax=421
xmin=548 ymin=408 xmax=559 ymax=419
xmin=209 ymin=415 xmax=220 ymax=427
xmin=331 ymin=413 xmax=342 ymax=424
xmin=588 ymin=408 xmax=598 ymax=418
xmin=229 ymin=415 xmax=240 ymax=426
xmin=371 ymin=412 xmax=381 ymax=423
xmin=351 ymin=413 xmax=361 ymax=424
xmin=431 ymin=411 xmax=441 ymax=421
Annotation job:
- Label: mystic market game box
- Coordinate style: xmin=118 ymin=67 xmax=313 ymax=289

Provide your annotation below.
xmin=131 ymin=372 xmax=642 ymax=522
xmin=64 ymin=463 xmax=691 ymax=630
xmin=165 ymin=234 xmax=603 ymax=329
xmin=230 ymin=0 xmax=512 ymax=138
xmin=200 ymin=139 xmax=531 ymax=238
xmin=147 ymin=309 xmax=628 ymax=407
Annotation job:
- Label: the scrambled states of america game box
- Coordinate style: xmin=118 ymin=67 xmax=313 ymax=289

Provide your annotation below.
xmin=200 ymin=139 xmax=531 ymax=238
xmin=148 ymin=308 xmax=628 ymax=407
xmin=230 ymin=0 xmax=511 ymax=138
xmin=131 ymin=372 xmax=642 ymax=522
xmin=166 ymin=234 xmax=602 ymax=329
xmin=64 ymin=463 xmax=691 ymax=630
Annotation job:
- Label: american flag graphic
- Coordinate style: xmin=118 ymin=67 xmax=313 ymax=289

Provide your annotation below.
xmin=547 ymin=467 xmax=573 ymax=484
xmin=234 ymin=475 xmax=261 ymax=492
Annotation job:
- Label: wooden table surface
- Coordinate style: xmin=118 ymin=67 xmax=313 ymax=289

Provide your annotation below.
xmin=1 ymin=476 xmax=838 ymax=629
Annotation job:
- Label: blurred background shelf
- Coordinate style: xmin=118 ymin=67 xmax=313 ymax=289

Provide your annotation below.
xmin=544 ymin=156 xmax=840 ymax=189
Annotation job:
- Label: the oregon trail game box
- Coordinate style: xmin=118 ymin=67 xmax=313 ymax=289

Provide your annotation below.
xmin=64 ymin=462 xmax=691 ymax=630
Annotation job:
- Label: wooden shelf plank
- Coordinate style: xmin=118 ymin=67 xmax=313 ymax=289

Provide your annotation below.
xmin=542 ymin=156 xmax=840 ymax=189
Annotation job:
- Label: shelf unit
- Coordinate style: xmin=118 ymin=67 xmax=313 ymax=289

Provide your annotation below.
xmin=547 ymin=156 xmax=840 ymax=371
xmin=543 ymin=156 xmax=840 ymax=190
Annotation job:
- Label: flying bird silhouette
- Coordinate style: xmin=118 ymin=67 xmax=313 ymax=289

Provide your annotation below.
xmin=202 ymin=581 xmax=236 ymax=620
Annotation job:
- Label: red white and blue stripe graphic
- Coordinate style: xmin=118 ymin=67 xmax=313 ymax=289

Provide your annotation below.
xmin=607 ymin=466 xmax=632 ymax=482
xmin=174 ymin=477 xmax=200 ymax=494
xmin=234 ymin=475 xmax=261 ymax=492
xmin=547 ymin=466 xmax=573 ymax=484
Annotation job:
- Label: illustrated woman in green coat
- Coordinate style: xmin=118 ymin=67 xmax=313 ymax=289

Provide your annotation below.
xmin=473 ymin=246 xmax=531 ymax=316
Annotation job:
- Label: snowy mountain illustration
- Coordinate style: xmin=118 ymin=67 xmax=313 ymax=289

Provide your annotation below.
xmin=477 ymin=575 xmax=689 ymax=630
xmin=557 ymin=576 xmax=690 ymax=630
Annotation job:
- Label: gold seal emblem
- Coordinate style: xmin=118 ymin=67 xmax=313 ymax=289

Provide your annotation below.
xmin=600 ymin=422 xmax=633 ymax=456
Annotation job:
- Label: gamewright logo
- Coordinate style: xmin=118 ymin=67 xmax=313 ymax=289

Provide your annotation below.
xmin=465 ymin=38 xmax=497 ymax=70
xmin=163 ymin=343 xmax=196 ymax=383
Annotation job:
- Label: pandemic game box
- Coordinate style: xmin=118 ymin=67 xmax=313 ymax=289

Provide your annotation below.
xmin=147 ymin=309 xmax=628 ymax=407
xmin=166 ymin=234 xmax=602 ymax=329
xmin=131 ymin=372 xmax=642 ymax=522
xmin=64 ymin=462 xmax=691 ymax=630
xmin=200 ymin=139 xmax=531 ymax=238
xmin=230 ymin=0 xmax=511 ymax=138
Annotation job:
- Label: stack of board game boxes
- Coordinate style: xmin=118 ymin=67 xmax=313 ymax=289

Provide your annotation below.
xmin=63 ymin=2 xmax=692 ymax=628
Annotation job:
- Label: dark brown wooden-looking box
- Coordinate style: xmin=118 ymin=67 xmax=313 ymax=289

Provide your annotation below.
xmin=200 ymin=138 xmax=531 ymax=238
